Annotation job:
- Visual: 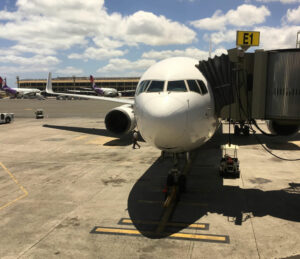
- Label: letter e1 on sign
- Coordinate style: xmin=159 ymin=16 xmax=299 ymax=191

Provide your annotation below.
xmin=236 ymin=31 xmax=260 ymax=47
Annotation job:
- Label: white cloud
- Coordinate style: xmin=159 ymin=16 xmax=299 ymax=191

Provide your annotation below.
xmin=97 ymin=58 xmax=156 ymax=74
xmin=190 ymin=10 xmax=227 ymax=31
xmin=68 ymin=47 xmax=127 ymax=61
xmin=93 ymin=37 xmax=124 ymax=49
xmin=120 ymin=11 xmax=196 ymax=45
xmin=55 ymin=66 xmax=83 ymax=75
xmin=190 ymin=4 xmax=270 ymax=31
xmin=284 ymin=6 xmax=300 ymax=24
xmin=255 ymin=0 xmax=300 ymax=3
xmin=0 ymin=0 xmax=196 ymax=59
xmin=142 ymin=47 xmax=227 ymax=60
xmin=0 ymin=54 xmax=60 ymax=66
xmin=254 ymin=25 xmax=300 ymax=49
xmin=204 ymin=30 xmax=237 ymax=45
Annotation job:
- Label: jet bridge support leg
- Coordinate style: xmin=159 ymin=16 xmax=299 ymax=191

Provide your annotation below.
xmin=234 ymin=121 xmax=250 ymax=136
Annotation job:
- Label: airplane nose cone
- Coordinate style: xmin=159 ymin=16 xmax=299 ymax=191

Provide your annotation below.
xmin=140 ymin=94 xmax=188 ymax=149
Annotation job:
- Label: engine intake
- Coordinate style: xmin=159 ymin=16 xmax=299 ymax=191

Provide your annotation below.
xmin=105 ymin=104 xmax=135 ymax=135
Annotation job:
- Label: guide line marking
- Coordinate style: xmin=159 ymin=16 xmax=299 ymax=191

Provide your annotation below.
xmin=118 ymin=218 xmax=209 ymax=230
xmin=91 ymin=226 xmax=229 ymax=243
xmin=0 ymin=162 xmax=28 ymax=211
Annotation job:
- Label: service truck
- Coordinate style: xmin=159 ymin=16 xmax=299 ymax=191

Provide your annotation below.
xmin=0 ymin=113 xmax=14 ymax=124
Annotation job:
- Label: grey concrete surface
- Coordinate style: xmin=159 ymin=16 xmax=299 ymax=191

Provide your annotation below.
xmin=0 ymin=99 xmax=299 ymax=259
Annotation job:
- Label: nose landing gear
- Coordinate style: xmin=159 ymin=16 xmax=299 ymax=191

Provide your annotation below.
xmin=156 ymin=152 xmax=192 ymax=235
xmin=163 ymin=152 xmax=190 ymax=207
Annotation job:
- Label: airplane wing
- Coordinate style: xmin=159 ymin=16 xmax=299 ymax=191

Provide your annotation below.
xmin=46 ymin=73 xmax=134 ymax=105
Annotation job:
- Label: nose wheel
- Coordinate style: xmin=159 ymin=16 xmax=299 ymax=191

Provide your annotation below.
xmin=163 ymin=152 xmax=190 ymax=205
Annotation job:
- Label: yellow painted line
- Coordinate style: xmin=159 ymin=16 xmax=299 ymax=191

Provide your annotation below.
xmin=171 ymin=232 xmax=226 ymax=242
xmin=0 ymin=162 xmax=28 ymax=211
xmin=120 ymin=218 xmax=207 ymax=229
xmin=24 ymin=108 xmax=32 ymax=111
xmin=85 ymin=136 xmax=117 ymax=145
xmin=92 ymin=227 xmax=228 ymax=243
xmin=73 ymin=135 xmax=88 ymax=141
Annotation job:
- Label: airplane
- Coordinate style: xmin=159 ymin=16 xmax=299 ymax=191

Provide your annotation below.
xmin=89 ymin=75 xmax=120 ymax=97
xmin=68 ymin=75 xmax=135 ymax=97
xmin=46 ymin=57 xmax=217 ymax=187
xmin=46 ymin=56 xmax=298 ymax=186
xmin=0 ymin=77 xmax=42 ymax=98
xmin=46 ymin=57 xmax=217 ymax=152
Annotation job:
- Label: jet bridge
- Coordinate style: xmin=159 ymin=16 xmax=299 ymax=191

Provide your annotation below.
xmin=196 ymin=48 xmax=300 ymax=136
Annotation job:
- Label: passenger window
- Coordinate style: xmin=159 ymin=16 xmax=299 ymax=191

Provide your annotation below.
xmin=197 ymin=80 xmax=208 ymax=95
xmin=136 ymin=80 xmax=150 ymax=95
xmin=146 ymin=81 xmax=164 ymax=92
xmin=167 ymin=80 xmax=187 ymax=92
xmin=187 ymin=80 xmax=201 ymax=94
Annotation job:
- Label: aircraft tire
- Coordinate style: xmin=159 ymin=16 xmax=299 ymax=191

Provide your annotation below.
xmin=234 ymin=125 xmax=240 ymax=136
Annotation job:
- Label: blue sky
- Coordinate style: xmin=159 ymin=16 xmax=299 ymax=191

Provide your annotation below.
xmin=0 ymin=0 xmax=300 ymax=86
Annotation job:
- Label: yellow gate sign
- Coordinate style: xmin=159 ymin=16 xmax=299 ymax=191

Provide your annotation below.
xmin=236 ymin=31 xmax=260 ymax=47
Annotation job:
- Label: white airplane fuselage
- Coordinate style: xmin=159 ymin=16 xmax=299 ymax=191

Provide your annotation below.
xmin=101 ymin=88 xmax=118 ymax=97
xmin=134 ymin=57 xmax=218 ymax=153
xmin=14 ymin=88 xmax=41 ymax=96
xmin=45 ymin=57 xmax=218 ymax=153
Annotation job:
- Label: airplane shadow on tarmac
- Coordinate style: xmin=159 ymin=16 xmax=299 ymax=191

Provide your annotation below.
xmin=127 ymin=131 xmax=300 ymax=239
xmin=222 ymin=132 xmax=300 ymax=151
xmin=42 ymin=124 xmax=143 ymax=146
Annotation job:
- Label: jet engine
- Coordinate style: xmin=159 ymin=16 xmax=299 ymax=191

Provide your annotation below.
xmin=266 ymin=120 xmax=300 ymax=136
xmin=105 ymin=104 xmax=135 ymax=135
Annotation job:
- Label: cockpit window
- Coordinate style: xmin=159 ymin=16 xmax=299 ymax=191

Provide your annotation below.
xmin=167 ymin=80 xmax=187 ymax=92
xmin=136 ymin=80 xmax=150 ymax=95
xmin=197 ymin=80 xmax=208 ymax=95
xmin=187 ymin=80 xmax=201 ymax=94
xmin=146 ymin=80 xmax=164 ymax=92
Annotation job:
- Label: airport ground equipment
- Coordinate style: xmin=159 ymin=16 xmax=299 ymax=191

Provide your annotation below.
xmin=197 ymin=48 xmax=300 ymax=137
xmin=35 ymin=109 xmax=44 ymax=119
xmin=0 ymin=113 xmax=14 ymax=124
xmin=219 ymin=144 xmax=240 ymax=178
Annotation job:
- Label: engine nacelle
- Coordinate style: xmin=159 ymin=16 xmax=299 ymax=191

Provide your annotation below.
xmin=105 ymin=104 xmax=136 ymax=135
xmin=266 ymin=120 xmax=300 ymax=136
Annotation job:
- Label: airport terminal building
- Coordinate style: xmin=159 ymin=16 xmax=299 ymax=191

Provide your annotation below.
xmin=17 ymin=76 xmax=140 ymax=96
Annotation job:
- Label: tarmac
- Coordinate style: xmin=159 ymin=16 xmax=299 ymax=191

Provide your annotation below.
xmin=0 ymin=98 xmax=299 ymax=259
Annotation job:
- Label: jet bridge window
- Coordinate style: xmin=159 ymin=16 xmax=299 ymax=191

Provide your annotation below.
xmin=197 ymin=80 xmax=208 ymax=95
xmin=167 ymin=80 xmax=187 ymax=92
xmin=146 ymin=80 xmax=165 ymax=92
xmin=187 ymin=80 xmax=201 ymax=94
xmin=136 ymin=80 xmax=150 ymax=95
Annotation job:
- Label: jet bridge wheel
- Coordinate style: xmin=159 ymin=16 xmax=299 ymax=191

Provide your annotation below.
xmin=243 ymin=126 xmax=250 ymax=136
xmin=234 ymin=125 xmax=240 ymax=136
xmin=5 ymin=117 xmax=11 ymax=123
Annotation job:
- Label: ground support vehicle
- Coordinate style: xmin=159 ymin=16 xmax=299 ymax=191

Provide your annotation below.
xmin=219 ymin=144 xmax=240 ymax=178
xmin=0 ymin=113 xmax=14 ymax=124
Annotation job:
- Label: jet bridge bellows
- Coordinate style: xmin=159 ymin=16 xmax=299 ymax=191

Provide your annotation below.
xmin=196 ymin=54 xmax=234 ymax=115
